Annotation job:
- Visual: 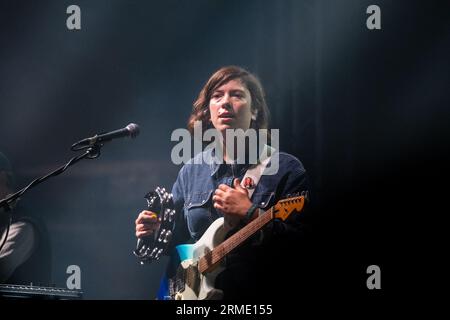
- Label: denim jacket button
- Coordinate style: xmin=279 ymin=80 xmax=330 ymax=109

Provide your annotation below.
xmin=261 ymin=202 xmax=265 ymax=206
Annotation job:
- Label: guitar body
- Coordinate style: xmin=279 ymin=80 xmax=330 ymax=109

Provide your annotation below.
xmin=159 ymin=217 xmax=227 ymax=300
xmin=156 ymin=195 xmax=306 ymax=300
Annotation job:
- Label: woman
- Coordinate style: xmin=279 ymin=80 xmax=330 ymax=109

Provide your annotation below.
xmin=135 ymin=66 xmax=311 ymax=299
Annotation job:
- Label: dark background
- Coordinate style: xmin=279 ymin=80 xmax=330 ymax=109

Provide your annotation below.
xmin=0 ymin=0 xmax=448 ymax=300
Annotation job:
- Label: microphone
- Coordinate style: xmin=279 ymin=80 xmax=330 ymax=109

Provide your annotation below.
xmin=71 ymin=123 xmax=140 ymax=150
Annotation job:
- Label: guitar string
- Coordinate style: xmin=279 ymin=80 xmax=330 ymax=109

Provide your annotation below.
xmin=198 ymin=197 xmax=304 ymax=273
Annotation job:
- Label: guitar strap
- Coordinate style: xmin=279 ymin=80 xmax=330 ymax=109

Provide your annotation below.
xmin=240 ymin=145 xmax=274 ymax=200
xmin=224 ymin=145 xmax=274 ymax=232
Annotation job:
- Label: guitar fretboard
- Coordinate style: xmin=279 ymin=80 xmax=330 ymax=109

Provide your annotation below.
xmin=198 ymin=208 xmax=274 ymax=273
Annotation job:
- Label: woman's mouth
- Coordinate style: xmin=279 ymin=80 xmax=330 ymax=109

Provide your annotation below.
xmin=219 ymin=113 xmax=234 ymax=120
xmin=219 ymin=116 xmax=234 ymax=123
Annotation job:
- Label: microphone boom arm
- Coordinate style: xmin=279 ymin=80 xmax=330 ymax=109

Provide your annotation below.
xmin=0 ymin=123 xmax=139 ymax=252
xmin=0 ymin=144 xmax=101 ymax=252
xmin=0 ymin=144 xmax=101 ymax=212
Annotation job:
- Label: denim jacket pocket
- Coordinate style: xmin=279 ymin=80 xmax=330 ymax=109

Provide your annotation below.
xmin=252 ymin=192 xmax=275 ymax=210
xmin=184 ymin=190 xmax=214 ymax=240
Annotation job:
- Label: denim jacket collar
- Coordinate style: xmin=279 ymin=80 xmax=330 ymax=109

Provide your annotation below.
xmin=207 ymin=149 xmax=250 ymax=178
xmin=206 ymin=144 xmax=274 ymax=178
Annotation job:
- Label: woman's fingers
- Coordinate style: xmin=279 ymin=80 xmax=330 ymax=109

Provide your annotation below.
xmin=135 ymin=210 xmax=158 ymax=224
xmin=136 ymin=223 xmax=157 ymax=232
xmin=136 ymin=230 xmax=154 ymax=238
xmin=135 ymin=210 xmax=161 ymax=239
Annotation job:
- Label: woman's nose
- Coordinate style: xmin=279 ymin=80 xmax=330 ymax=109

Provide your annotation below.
xmin=219 ymin=94 xmax=232 ymax=108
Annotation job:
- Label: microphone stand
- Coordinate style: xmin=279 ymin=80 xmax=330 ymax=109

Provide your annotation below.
xmin=0 ymin=144 xmax=102 ymax=252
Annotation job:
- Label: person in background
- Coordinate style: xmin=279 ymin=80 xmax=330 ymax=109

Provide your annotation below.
xmin=0 ymin=152 xmax=51 ymax=284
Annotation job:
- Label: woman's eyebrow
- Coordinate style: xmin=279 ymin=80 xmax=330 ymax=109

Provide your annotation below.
xmin=212 ymin=88 xmax=245 ymax=95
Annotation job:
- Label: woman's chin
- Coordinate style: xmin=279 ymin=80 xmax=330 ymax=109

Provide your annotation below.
xmin=215 ymin=124 xmax=234 ymax=132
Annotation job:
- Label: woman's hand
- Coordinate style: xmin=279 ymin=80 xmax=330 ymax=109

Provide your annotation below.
xmin=135 ymin=210 xmax=160 ymax=238
xmin=212 ymin=178 xmax=252 ymax=219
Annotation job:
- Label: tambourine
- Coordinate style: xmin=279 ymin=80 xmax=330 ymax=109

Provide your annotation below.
xmin=133 ymin=187 xmax=176 ymax=264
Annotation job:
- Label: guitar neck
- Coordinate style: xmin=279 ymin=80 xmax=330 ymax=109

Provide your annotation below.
xmin=198 ymin=207 xmax=274 ymax=273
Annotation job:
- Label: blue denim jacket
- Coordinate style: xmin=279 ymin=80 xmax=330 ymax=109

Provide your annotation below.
xmin=170 ymin=148 xmax=310 ymax=245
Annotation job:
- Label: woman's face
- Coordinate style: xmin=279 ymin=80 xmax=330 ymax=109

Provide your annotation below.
xmin=209 ymin=79 xmax=253 ymax=135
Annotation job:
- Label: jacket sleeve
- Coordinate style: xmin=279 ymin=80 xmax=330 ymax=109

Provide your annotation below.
xmin=167 ymin=165 xmax=191 ymax=250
